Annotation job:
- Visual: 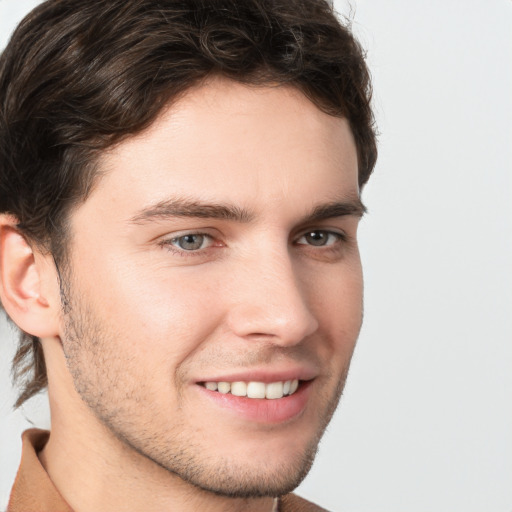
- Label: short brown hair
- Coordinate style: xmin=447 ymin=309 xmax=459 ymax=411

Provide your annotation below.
xmin=0 ymin=0 xmax=377 ymax=407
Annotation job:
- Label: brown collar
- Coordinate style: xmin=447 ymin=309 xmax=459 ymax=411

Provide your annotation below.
xmin=8 ymin=429 xmax=327 ymax=512
xmin=8 ymin=429 xmax=73 ymax=512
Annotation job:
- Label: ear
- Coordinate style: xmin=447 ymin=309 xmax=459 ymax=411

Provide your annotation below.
xmin=0 ymin=215 xmax=61 ymax=338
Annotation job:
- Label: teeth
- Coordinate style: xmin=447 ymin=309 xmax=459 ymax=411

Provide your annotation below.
xmin=265 ymin=381 xmax=284 ymax=399
xmin=202 ymin=379 xmax=300 ymax=399
xmin=231 ymin=381 xmax=247 ymax=396
xmin=205 ymin=382 xmax=218 ymax=391
xmin=247 ymin=382 xmax=266 ymax=398
xmin=217 ymin=382 xmax=231 ymax=394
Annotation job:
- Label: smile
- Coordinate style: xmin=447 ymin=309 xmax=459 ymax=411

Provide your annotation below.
xmin=200 ymin=379 xmax=300 ymax=399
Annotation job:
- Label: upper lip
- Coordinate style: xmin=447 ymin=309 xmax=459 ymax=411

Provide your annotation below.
xmin=195 ymin=366 xmax=318 ymax=384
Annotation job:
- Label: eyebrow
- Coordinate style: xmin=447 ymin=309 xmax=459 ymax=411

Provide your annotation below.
xmin=302 ymin=197 xmax=367 ymax=223
xmin=130 ymin=198 xmax=254 ymax=224
xmin=129 ymin=196 xmax=366 ymax=225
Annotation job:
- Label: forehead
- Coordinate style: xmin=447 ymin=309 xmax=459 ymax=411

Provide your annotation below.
xmin=83 ymin=78 xmax=359 ymax=222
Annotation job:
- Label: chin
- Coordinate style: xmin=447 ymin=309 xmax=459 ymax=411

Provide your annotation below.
xmin=173 ymin=441 xmax=319 ymax=499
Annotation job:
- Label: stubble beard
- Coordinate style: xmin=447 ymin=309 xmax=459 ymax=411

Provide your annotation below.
xmin=59 ymin=280 xmax=351 ymax=499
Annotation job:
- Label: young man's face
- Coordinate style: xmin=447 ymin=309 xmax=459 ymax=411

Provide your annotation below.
xmin=57 ymin=78 xmax=363 ymax=497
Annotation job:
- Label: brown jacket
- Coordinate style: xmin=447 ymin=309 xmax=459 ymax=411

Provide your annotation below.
xmin=8 ymin=429 xmax=328 ymax=512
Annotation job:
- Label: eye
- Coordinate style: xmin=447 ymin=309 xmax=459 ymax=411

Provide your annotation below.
xmin=170 ymin=234 xmax=212 ymax=251
xmin=296 ymin=230 xmax=344 ymax=247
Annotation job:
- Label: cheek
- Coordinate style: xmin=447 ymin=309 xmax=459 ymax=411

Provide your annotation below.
xmin=310 ymin=259 xmax=363 ymax=351
xmin=74 ymin=257 xmax=226 ymax=368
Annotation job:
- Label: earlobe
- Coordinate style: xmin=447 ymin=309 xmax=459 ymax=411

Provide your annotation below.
xmin=0 ymin=215 xmax=60 ymax=338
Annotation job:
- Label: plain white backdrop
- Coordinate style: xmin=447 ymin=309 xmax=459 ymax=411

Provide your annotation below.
xmin=1 ymin=0 xmax=511 ymax=510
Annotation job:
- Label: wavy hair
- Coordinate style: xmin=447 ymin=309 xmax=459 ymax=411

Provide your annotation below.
xmin=0 ymin=0 xmax=377 ymax=407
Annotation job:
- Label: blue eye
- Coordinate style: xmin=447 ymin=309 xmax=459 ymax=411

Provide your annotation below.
xmin=171 ymin=234 xmax=211 ymax=251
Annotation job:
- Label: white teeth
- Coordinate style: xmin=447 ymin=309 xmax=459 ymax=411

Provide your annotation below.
xmin=265 ymin=381 xmax=284 ymax=399
xmin=217 ymin=382 xmax=231 ymax=394
xmin=247 ymin=381 xmax=266 ymax=399
xmin=202 ymin=379 xmax=301 ymax=399
xmin=231 ymin=381 xmax=247 ymax=397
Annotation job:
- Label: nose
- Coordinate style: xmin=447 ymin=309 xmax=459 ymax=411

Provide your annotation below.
xmin=225 ymin=250 xmax=319 ymax=346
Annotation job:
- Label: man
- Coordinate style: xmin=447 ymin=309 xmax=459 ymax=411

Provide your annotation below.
xmin=0 ymin=0 xmax=376 ymax=510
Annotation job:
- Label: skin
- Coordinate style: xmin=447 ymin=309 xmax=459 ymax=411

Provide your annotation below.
xmin=1 ymin=77 xmax=363 ymax=512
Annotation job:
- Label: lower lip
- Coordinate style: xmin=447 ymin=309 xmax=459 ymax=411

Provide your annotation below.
xmin=196 ymin=381 xmax=312 ymax=424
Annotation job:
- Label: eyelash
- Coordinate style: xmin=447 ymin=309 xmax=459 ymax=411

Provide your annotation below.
xmin=295 ymin=230 xmax=347 ymax=248
xmin=159 ymin=232 xmax=216 ymax=256
xmin=159 ymin=229 xmax=348 ymax=257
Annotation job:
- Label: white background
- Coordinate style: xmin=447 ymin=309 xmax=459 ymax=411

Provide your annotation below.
xmin=1 ymin=0 xmax=511 ymax=510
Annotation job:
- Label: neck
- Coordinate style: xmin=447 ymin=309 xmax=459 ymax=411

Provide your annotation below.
xmin=39 ymin=421 xmax=276 ymax=512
